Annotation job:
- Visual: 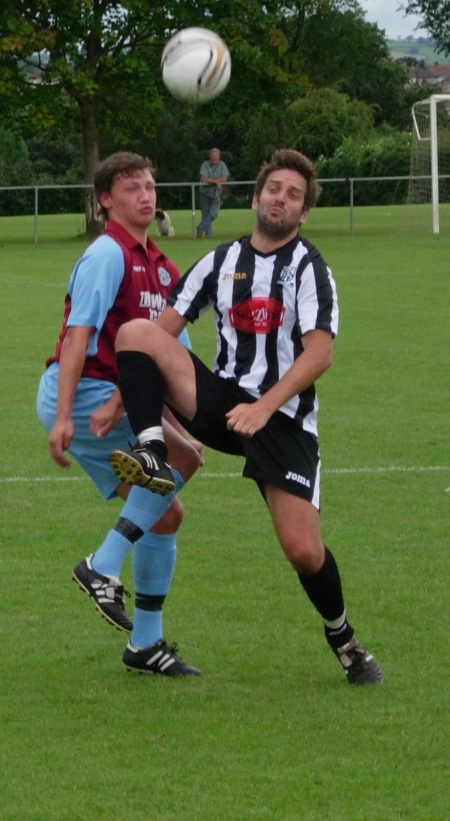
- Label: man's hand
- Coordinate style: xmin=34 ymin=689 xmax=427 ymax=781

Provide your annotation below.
xmin=225 ymin=402 xmax=272 ymax=438
xmin=90 ymin=393 xmax=124 ymax=438
xmin=190 ymin=438 xmax=206 ymax=466
xmin=48 ymin=419 xmax=74 ymax=468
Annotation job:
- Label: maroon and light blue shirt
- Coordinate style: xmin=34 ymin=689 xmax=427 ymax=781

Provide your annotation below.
xmin=47 ymin=220 xmax=182 ymax=384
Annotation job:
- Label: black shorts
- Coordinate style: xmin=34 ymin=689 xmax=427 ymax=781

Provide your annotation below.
xmin=171 ymin=352 xmax=321 ymax=507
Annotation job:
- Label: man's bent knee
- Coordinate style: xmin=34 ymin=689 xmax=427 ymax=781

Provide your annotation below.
xmin=151 ymin=498 xmax=184 ymax=534
xmin=115 ymin=318 xmax=155 ymax=352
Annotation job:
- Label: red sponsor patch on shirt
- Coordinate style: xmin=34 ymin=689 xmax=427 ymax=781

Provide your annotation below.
xmin=229 ymin=297 xmax=285 ymax=334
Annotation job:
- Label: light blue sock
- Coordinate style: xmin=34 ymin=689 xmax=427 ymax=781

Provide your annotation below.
xmin=91 ymin=470 xmax=184 ymax=578
xmin=91 ymin=530 xmax=130 ymax=577
xmin=131 ymin=532 xmax=177 ymax=649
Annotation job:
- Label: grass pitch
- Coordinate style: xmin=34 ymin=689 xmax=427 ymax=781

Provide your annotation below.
xmin=0 ymin=208 xmax=449 ymax=820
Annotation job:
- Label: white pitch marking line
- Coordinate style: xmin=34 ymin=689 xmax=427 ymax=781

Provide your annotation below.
xmin=1 ymin=466 xmax=449 ymax=484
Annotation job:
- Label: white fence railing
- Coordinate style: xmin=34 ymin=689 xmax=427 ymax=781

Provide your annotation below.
xmin=0 ymin=176 xmax=448 ymax=241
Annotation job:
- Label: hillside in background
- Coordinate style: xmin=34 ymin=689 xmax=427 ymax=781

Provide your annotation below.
xmin=388 ymin=39 xmax=450 ymax=65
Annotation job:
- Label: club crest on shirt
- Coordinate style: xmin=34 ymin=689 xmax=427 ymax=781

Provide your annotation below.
xmin=158 ymin=266 xmax=172 ymax=287
xmin=278 ymin=265 xmax=296 ymax=285
xmin=229 ymin=297 xmax=285 ymax=334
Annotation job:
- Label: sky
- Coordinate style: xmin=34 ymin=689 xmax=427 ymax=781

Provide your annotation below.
xmin=359 ymin=0 xmax=429 ymax=40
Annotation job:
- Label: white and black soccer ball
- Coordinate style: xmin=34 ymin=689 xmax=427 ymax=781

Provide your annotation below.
xmin=161 ymin=27 xmax=231 ymax=103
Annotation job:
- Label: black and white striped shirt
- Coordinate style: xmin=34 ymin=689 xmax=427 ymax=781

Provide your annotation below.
xmin=169 ymin=235 xmax=338 ymax=436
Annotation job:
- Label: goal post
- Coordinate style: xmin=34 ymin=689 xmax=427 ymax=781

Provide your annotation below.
xmin=409 ymin=94 xmax=450 ymax=234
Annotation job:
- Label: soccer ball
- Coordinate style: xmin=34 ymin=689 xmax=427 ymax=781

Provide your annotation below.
xmin=161 ymin=27 xmax=231 ymax=103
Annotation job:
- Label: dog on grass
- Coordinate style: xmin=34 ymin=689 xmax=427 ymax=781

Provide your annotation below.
xmin=154 ymin=208 xmax=175 ymax=237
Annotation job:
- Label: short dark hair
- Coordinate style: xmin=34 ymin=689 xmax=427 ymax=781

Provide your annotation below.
xmin=94 ymin=152 xmax=154 ymax=219
xmin=254 ymin=149 xmax=321 ymax=210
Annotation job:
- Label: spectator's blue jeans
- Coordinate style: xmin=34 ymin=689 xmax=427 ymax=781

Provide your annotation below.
xmin=198 ymin=193 xmax=221 ymax=236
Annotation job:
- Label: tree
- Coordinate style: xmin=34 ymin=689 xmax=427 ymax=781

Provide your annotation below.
xmin=317 ymin=131 xmax=412 ymax=205
xmin=402 ymin=1 xmax=450 ymax=56
xmin=0 ymin=1 xmax=369 ymax=196
xmin=0 ymin=127 xmax=34 ymax=215
xmin=286 ymin=88 xmax=374 ymax=159
xmin=296 ymin=9 xmax=413 ymax=129
xmin=0 ymin=0 xmax=170 ymax=232
xmin=0 ymin=0 xmax=413 ymax=223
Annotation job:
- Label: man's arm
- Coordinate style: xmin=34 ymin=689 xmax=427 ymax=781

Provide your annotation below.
xmin=200 ymin=174 xmax=228 ymax=184
xmin=225 ymin=329 xmax=333 ymax=437
xmin=200 ymin=162 xmax=228 ymax=186
xmin=48 ymin=325 xmax=93 ymax=467
xmin=157 ymin=305 xmax=189 ymax=337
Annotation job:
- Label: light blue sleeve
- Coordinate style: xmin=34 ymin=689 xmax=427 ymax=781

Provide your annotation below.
xmin=67 ymin=235 xmax=125 ymax=356
xmin=177 ymin=327 xmax=191 ymax=350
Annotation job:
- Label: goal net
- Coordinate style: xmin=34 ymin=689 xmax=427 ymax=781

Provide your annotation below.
xmin=407 ymin=94 xmax=450 ymax=233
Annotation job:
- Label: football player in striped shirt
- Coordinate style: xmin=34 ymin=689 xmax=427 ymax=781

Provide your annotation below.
xmin=109 ymin=149 xmax=382 ymax=685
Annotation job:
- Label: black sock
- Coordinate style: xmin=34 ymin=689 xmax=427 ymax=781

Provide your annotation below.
xmin=298 ymin=546 xmax=354 ymax=648
xmin=117 ymin=351 xmax=165 ymax=435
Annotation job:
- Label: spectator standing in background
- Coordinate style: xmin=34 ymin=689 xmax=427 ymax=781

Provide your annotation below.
xmin=196 ymin=148 xmax=229 ymax=238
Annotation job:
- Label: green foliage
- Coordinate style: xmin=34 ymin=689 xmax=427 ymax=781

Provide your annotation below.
xmin=0 ymin=127 xmax=34 ymax=214
xmin=151 ymin=83 xmax=395 ymax=185
xmin=343 ymin=55 xmax=411 ymax=129
xmin=0 ymin=1 xmax=165 ymax=144
xmin=0 ymin=128 xmax=87 ymax=216
xmin=229 ymin=4 xmax=407 ymax=176
xmin=302 ymin=7 xmax=389 ymax=88
xmin=0 ymin=2 xmax=416 ymax=180
xmin=0 ymin=0 xmax=437 ymax=218
xmin=0 ymin=127 xmax=31 ymax=184
xmin=317 ymin=132 xmax=412 ymax=205
xmin=285 ymin=88 xmax=374 ymax=160
xmin=238 ymin=108 xmax=281 ymax=179
xmin=404 ymin=0 xmax=450 ymax=56
xmin=0 ymin=0 xmax=168 ymax=230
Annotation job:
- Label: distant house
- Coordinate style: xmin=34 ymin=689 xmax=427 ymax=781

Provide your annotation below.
xmin=428 ymin=63 xmax=450 ymax=94
xmin=407 ymin=64 xmax=439 ymax=87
